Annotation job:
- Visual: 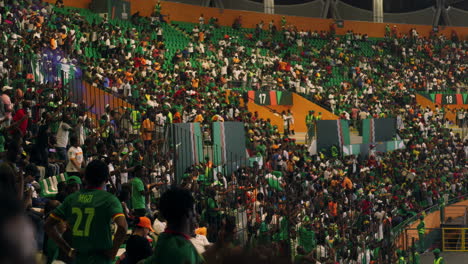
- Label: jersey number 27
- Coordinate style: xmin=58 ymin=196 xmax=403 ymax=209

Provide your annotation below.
xmin=72 ymin=207 xmax=95 ymax=237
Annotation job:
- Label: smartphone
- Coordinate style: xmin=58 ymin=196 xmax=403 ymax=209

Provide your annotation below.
xmin=49 ymin=148 xmax=56 ymax=153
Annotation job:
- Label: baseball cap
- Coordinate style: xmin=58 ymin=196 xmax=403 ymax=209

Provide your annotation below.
xmin=67 ymin=176 xmax=82 ymax=185
xmin=137 ymin=217 xmax=154 ymax=232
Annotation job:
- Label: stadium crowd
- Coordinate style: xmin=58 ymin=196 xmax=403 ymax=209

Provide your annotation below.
xmin=0 ymin=0 xmax=466 ymax=264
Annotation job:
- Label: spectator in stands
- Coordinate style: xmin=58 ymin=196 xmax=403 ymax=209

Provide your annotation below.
xmin=131 ymin=165 xmax=149 ymax=217
xmin=0 ymin=1 xmax=466 ymax=263
xmin=143 ymin=187 xmax=202 ymax=264
xmin=125 ymin=216 xmax=154 ymax=264
xmin=45 ymin=160 xmax=128 ymax=264
xmin=10 ymin=100 xmax=29 ymax=138
xmin=66 ymin=136 xmax=84 ymax=177
xmin=55 ymin=114 xmax=73 ymax=162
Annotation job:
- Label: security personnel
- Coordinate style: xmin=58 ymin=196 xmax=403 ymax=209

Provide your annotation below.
xmin=433 ymin=248 xmax=444 ymax=264
xmin=409 ymin=245 xmax=420 ymax=264
xmin=316 ymin=112 xmax=322 ymax=121
xmin=131 ymin=107 xmax=142 ymax=136
xmin=397 ymin=249 xmax=407 ymax=264
xmin=305 ymin=110 xmax=315 ymax=142
xmin=417 ymin=215 xmax=425 ymax=252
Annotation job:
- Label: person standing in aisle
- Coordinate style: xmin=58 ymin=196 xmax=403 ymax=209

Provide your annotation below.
xmin=45 ymin=160 xmax=128 ymax=264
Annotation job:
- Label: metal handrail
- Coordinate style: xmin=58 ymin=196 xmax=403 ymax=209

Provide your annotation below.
xmin=392 ymin=193 xmax=468 ymax=247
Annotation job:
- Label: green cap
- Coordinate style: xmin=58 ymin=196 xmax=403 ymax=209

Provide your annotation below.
xmin=67 ymin=176 xmax=82 ymax=185
xmin=433 ymin=248 xmax=441 ymax=254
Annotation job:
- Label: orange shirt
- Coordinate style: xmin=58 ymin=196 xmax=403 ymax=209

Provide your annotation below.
xmin=328 ymin=201 xmax=338 ymax=217
xmin=173 ymin=112 xmax=182 ymax=123
xmin=125 ymin=71 xmax=134 ymax=82
xmin=141 ymin=118 xmax=154 ymax=141
xmin=279 ymin=61 xmax=287 ymax=71
xmin=192 ymin=78 xmax=199 ymax=89
xmin=198 ymin=31 xmax=205 ymax=42
xmin=342 ymin=177 xmax=353 ymax=190
xmin=50 ymin=38 xmax=57 ymax=50
xmin=194 ymin=114 xmax=204 ymax=123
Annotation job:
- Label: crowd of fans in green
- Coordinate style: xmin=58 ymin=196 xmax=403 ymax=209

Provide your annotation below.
xmin=0 ymin=0 xmax=466 ymax=263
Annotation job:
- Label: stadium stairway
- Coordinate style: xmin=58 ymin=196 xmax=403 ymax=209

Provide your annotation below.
xmin=246 ymin=99 xmax=287 ymax=132
xmin=247 ymin=92 xmax=338 ymax=134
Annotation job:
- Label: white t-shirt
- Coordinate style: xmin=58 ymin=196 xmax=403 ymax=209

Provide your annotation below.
xmin=190 ymin=234 xmax=211 ymax=254
xmin=66 ymin=146 xmax=83 ymax=172
xmin=56 ymin=122 xmax=71 ymax=148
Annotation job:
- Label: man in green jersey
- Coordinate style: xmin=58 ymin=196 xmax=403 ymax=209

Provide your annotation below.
xmin=131 ymin=165 xmax=148 ymax=217
xmin=144 ymin=187 xmax=203 ymax=264
xmin=45 ymin=160 xmax=128 ymax=264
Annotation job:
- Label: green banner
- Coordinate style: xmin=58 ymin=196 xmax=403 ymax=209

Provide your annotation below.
xmin=278 ymin=91 xmax=293 ymax=105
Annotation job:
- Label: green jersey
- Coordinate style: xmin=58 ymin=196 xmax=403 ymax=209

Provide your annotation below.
xmin=51 ymin=189 xmax=124 ymax=263
xmin=131 ymin=177 xmax=146 ymax=210
xmin=144 ymin=232 xmax=204 ymax=264
xmin=298 ymin=226 xmax=316 ymax=253
xmin=207 ymin=197 xmax=219 ymax=217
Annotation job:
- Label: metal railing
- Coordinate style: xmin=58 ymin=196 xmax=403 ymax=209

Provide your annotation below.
xmin=393 ymin=193 xmax=468 ymax=251
xmin=443 ymin=228 xmax=468 ymax=251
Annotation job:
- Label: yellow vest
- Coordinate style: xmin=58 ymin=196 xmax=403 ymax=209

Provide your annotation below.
xmin=131 ymin=111 xmax=141 ymax=129
xmin=434 ymin=257 xmax=443 ymax=264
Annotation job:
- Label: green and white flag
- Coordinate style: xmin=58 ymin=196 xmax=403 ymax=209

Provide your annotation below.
xmin=266 ymin=173 xmax=283 ymax=191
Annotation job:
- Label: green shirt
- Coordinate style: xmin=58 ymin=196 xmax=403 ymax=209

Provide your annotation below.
xmin=207 ymin=197 xmax=219 ymax=217
xmin=131 ymin=177 xmax=146 ymax=210
xmin=45 ymin=238 xmax=59 ymax=264
xmin=144 ymin=232 xmax=204 ymax=264
xmin=51 ymin=189 xmax=123 ymax=262
xmin=0 ymin=133 xmax=5 ymax=152
xmin=298 ymin=226 xmax=316 ymax=253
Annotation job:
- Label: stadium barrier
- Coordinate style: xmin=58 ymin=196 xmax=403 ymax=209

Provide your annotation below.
xmin=443 ymin=228 xmax=468 ymax=252
xmin=393 ymin=194 xmax=468 ymax=251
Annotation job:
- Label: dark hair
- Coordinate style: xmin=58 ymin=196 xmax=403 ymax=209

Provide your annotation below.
xmin=159 ymin=187 xmax=194 ymax=225
xmin=70 ymin=136 xmax=78 ymax=146
xmin=85 ymin=160 xmax=109 ymax=187
xmin=24 ymin=163 xmax=39 ymax=178
xmin=6 ymin=141 xmax=21 ymax=163
xmin=134 ymin=165 xmax=144 ymax=174
xmin=119 ymin=183 xmax=132 ymax=202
